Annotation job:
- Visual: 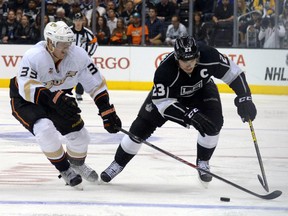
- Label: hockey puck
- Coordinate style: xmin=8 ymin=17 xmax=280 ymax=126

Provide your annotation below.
xmin=220 ymin=197 xmax=230 ymax=202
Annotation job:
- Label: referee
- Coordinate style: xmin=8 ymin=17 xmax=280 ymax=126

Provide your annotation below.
xmin=70 ymin=12 xmax=98 ymax=101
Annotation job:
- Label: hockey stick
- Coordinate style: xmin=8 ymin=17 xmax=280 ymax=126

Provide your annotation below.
xmin=248 ymin=119 xmax=269 ymax=192
xmin=116 ymin=126 xmax=282 ymax=200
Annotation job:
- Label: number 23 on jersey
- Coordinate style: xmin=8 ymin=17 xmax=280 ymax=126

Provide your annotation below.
xmin=152 ymin=83 xmax=166 ymax=98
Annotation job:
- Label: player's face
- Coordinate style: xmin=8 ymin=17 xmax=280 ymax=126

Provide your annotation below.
xmin=179 ymin=58 xmax=197 ymax=74
xmin=53 ymin=42 xmax=72 ymax=59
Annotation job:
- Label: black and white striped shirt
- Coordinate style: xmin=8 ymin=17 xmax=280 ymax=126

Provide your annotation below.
xmin=70 ymin=26 xmax=98 ymax=57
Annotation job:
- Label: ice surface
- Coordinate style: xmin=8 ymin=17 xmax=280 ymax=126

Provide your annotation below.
xmin=0 ymin=89 xmax=287 ymax=216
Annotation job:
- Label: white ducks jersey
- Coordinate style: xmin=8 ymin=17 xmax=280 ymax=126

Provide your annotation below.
xmin=17 ymin=41 xmax=106 ymax=103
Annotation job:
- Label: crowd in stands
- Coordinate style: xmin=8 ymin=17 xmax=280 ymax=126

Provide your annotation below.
xmin=0 ymin=0 xmax=287 ymax=48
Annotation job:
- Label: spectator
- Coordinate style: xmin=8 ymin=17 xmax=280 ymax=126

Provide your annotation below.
xmin=212 ymin=0 xmax=234 ymax=46
xmin=1 ymin=10 xmax=19 ymax=44
xmin=55 ymin=0 xmax=71 ymax=18
xmin=155 ymin=0 xmax=177 ymax=24
xmin=246 ymin=0 xmax=254 ymax=11
xmin=212 ymin=0 xmax=234 ymax=26
xmin=253 ymin=0 xmax=275 ymax=17
xmin=238 ymin=0 xmax=250 ymax=16
xmin=0 ymin=19 xmax=2 ymax=35
xmin=126 ymin=12 xmax=149 ymax=45
xmin=46 ymin=0 xmax=56 ymax=22
xmin=95 ymin=16 xmax=110 ymax=45
xmin=55 ymin=7 xmax=72 ymax=26
xmin=165 ymin=15 xmax=187 ymax=46
xmin=95 ymin=0 xmax=106 ymax=17
xmin=237 ymin=0 xmax=250 ymax=45
xmin=258 ymin=16 xmax=286 ymax=48
xmin=107 ymin=8 xmax=118 ymax=34
xmin=280 ymin=1 xmax=288 ymax=48
xmin=34 ymin=0 xmax=41 ymax=9
xmin=150 ymin=0 xmax=161 ymax=5
xmin=120 ymin=0 xmax=135 ymax=26
xmin=86 ymin=0 xmax=106 ymax=26
xmin=217 ymin=0 xmax=234 ymax=5
xmin=109 ymin=0 xmax=120 ymax=9
xmin=110 ymin=17 xmax=128 ymax=45
xmin=194 ymin=0 xmax=215 ymax=21
xmin=117 ymin=0 xmax=127 ymax=15
xmin=0 ymin=0 xmax=9 ymax=21
xmin=88 ymin=9 xmax=100 ymax=30
xmin=15 ymin=8 xmax=24 ymax=23
xmin=133 ymin=0 xmax=154 ymax=17
xmin=193 ymin=11 xmax=208 ymax=45
xmin=145 ymin=6 xmax=163 ymax=45
xmin=245 ymin=10 xmax=262 ymax=48
xmin=14 ymin=14 xmax=31 ymax=44
xmin=23 ymin=0 xmax=39 ymax=24
xmin=105 ymin=0 xmax=119 ymax=18
xmin=8 ymin=0 xmax=27 ymax=11
xmin=30 ymin=13 xmax=50 ymax=44
xmin=80 ymin=0 xmax=93 ymax=16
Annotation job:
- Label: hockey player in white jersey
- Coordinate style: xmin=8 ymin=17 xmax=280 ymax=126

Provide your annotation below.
xmin=9 ymin=21 xmax=122 ymax=188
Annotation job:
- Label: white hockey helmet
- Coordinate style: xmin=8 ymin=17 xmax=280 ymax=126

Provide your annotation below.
xmin=44 ymin=21 xmax=74 ymax=47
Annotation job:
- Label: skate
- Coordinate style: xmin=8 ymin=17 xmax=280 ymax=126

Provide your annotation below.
xmin=70 ymin=163 xmax=98 ymax=182
xmin=100 ymin=161 xmax=124 ymax=183
xmin=59 ymin=167 xmax=82 ymax=187
xmin=197 ymin=159 xmax=212 ymax=183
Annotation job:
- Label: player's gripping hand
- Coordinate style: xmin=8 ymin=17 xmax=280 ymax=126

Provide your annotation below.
xmin=99 ymin=104 xmax=122 ymax=133
xmin=50 ymin=90 xmax=81 ymax=120
xmin=234 ymin=94 xmax=257 ymax=122
xmin=184 ymin=108 xmax=218 ymax=137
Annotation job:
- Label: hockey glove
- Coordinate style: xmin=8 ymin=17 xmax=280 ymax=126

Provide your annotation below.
xmin=184 ymin=108 xmax=219 ymax=137
xmin=99 ymin=104 xmax=122 ymax=133
xmin=50 ymin=90 xmax=81 ymax=120
xmin=234 ymin=95 xmax=257 ymax=122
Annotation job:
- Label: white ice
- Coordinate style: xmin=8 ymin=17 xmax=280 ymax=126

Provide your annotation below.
xmin=0 ymin=89 xmax=287 ymax=216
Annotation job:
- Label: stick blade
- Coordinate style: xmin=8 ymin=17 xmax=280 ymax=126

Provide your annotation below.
xmin=262 ymin=190 xmax=282 ymax=200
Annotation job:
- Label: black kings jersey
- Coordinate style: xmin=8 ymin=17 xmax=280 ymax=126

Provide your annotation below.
xmin=152 ymin=45 xmax=243 ymax=117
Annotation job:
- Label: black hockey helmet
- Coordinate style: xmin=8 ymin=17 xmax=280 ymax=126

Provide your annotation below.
xmin=174 ymin=36 xmax=199 ymax=61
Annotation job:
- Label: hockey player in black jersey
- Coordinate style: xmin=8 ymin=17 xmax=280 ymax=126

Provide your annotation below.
xmin=101 ymin=36 xmax=257 ymax=183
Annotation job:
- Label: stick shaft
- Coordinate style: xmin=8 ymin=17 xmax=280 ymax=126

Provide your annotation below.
xmin=248 ymin=120 xmax=269 ymax=192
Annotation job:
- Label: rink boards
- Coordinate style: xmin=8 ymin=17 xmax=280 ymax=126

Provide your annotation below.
xmin=0 ymin=45 xmax=287 ymax=95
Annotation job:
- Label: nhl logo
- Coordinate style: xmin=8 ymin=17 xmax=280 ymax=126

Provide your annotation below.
xmin=145 ymin=103 xmax=153 ymax=112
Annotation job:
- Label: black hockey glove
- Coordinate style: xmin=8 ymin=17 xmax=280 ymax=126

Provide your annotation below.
xmin=99 ymin=104 xmax=122 ymax=133
xmin=50 ymin=90 xmax=81 ymax=120
xmin=234 ymin=95 xmax=257 ymax=122
xmin=184 ymin=108 xmax=219 ymax=137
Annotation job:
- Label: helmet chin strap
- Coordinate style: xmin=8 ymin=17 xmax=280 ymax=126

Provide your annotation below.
xmin=47 ymin=41 xmax=61 ymax=61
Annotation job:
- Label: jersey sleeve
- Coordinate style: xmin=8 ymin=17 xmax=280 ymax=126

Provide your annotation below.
xmin=75 ymin=48 xmax=108 ymax=100
xmin=203 ymin=47 xmax=250 ymax=96
xmin=16 ymin=50 xmax=47 ymax=103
